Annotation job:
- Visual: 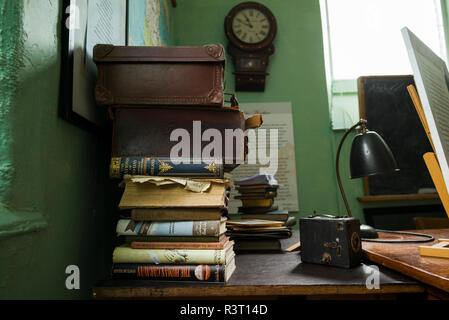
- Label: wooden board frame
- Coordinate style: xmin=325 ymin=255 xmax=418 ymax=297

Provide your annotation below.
xmin=357 ymin=75 xmax=438 ymax=201
xmin=407 ymin=85 xmax=449 ymax=218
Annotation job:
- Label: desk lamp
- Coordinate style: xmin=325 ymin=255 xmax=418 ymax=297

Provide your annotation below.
xmin=336 ymin=119 xmax=399 ymax=239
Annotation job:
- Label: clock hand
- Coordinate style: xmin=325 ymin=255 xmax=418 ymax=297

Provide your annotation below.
xmin=243 ymin=13 xmax=253 ymax=28
xmin=236 ymin=18 xmax=252 ymax=28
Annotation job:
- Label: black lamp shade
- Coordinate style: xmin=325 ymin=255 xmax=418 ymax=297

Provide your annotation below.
xmin=349 ymin=131 xmax=399 ymax=179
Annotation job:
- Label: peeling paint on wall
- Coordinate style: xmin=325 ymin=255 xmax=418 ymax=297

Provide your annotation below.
xmin=0 ymin=0 xmax=24 ymax=204
xmin=0 ymin=0 xmax=116 ymax=299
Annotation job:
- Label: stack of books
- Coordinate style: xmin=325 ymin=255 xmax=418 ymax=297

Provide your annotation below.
xmin=229 ymin=174 xmax=295 ymax=251
xmin=110 ymin=163 xmax=236 ymax=283
xmin=93 ymin=44 xmax=263 ymax=283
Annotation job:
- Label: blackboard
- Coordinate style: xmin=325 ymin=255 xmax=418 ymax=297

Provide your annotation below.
xmin=358 ymin=75 xmax=435 ymax=196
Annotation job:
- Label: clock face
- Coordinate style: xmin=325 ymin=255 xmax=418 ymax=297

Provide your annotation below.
xmin=231 ymin=8 xmax=270 ymax=44
xmin=225 ymin=2 xmax=277 ymax=52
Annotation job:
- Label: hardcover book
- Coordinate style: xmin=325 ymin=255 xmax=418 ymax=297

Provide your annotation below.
xmin=124 ymin=234 xmax=226 ymax=243
xmin=131 ymin=207 xmax=226 ymax=221
xmin=237 ymin=185 xmax=279 ymax=192
xmin=111 ymin=258 xmax=236 ymax=282
xmin=241 ymin=199 xmax=273 ymax=208
xmin=227 ymin=228 xmax=292 ymax=240
xmin=131 ymin=237 xmax=232 ymax=250
xmin=234 ymin=174 xmax=278 ymax=186
xmin=110 ymin=157 xmax=223 ymax=179
xmin=235 ymin=192 xmax=277 ymax=199
xmin=238 ymin=205 xmax=279 ymax=214
xmin=112 ymin=242 xmax=234 ymax=265
xmin=226 ymin=219 xmax=285 ymax=228
xmin=233 ymin=239 xmax=281 ymax=252
xmin=119 ymin=178 xmax=228 ymax=209
xmin=116 ymin=218 xmax=227 ymax=237
xmin=240 ymin=210 xmax=289 ymax=222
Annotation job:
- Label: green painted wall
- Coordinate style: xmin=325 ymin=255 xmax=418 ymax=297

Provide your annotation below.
xmin=173 ymin=0 xmax=441 ymax=223
xmin=0 ymin=0 xmax=116 ymax=299
xmin=173 ymin=0 xmax=342 ymax=221
xmin=0 ymin=0 xmax=439 ymax=299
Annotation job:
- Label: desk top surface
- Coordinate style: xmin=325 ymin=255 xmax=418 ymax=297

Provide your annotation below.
xmin=94 ymin=231 xmax=423 ymax=299
xmin=362 ymin=228 xmax=449 ymax=293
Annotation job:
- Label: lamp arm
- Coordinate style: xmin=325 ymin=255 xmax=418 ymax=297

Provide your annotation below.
xmin=335 ymin=119 xmax=367 ymax=217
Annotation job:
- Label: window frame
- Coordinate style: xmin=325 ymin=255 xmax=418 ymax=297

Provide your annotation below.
xmin=320 ymin=0 xmax=449 ymax=130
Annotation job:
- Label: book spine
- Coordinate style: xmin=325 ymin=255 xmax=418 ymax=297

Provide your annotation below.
xmin=112 ymin=247 xmax=226 ymax=264
xmin=131 ymin=209 xmax=223 ymax=221
xmin=241 ymin=199 xmax=272 ymax=207
xmin=110 ymin=157 xmax=223 ymax=179
xmin=111 ymin=263 xmax=225 ymax=282
xmin=116 ymin=219 xmax=220 ymax=237
xmin=131 ymin=241 xmax=225 ymax=250
xmin=124 ymin=235 xmax=220 ymax=243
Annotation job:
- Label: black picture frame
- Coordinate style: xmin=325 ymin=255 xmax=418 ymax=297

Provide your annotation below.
xmin=59 ymin=0 xmax=128 ymax=131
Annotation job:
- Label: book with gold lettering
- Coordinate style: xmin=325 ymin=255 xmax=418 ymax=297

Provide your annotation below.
xmin=111 ymin=258 xmax=236 ymax=282
xmin=110 ymin=157 xmax=223 ymax=179
xmin=131 ymin=237 xmax=232 ymax=250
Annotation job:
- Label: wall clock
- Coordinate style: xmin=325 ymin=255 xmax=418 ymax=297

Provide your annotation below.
xmin=224 ymin=2 xmax=277 ymax=91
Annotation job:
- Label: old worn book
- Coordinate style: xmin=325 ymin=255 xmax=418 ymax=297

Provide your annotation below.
xmin=131 ymin=237 xmax=232 ymax=250
xmin=227 ymin=228 xmax=292 ymax=240
xmin=110 ymin=157 xmax=223 ymax=179
xmin=234 ymin=192 xmax=277 ymax=199
xmin=131 ymin=208 xmax=226 ymax=221
xmin=124 ymin=234 xmax=226 ymax=243
xmin=237 ymin=185 xmax=279 ymax=192
xmin=240 ymin=210 xmax=289 ymax=222
xmin=111 ymin=257 xmax=236 ymax=282
xmin=112 ymin=241 xmax=234 ymax=265
xmin=118 ymin=177 xmax=228 ymax=209
xmin=234 ymin=174 xmax=278 ymax=186
xmin=116 ymin=218 xmax=227 ymax=237
xmin=238 ymin=205 xmax=278 ymax=214
xmin=226 ymin=219 xmax=285 ymax=229
xmin=241 ymin=199 xmax=273 ymax=208
xmin=233 ymin=239 xmax=281 ymax=252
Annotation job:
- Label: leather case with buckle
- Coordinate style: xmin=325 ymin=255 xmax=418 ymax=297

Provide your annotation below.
xmin=93 ymin=44 xmax=226 ymax=107
xmin=110 ymin=107 xmax=262 ymax=169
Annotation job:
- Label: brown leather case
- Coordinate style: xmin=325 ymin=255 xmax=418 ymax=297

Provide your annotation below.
xmin=111 ymin=107 xmax=259 ymax=167
xmin=93 ymin=44 xmax=225 ymax=107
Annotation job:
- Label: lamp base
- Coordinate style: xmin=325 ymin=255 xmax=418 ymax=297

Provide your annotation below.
xmin=360 ymin=224 xmax=379 ymax=239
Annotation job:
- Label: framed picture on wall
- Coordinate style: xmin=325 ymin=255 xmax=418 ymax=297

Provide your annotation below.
xmin=60 ymin=0 xmax=128 ymax=129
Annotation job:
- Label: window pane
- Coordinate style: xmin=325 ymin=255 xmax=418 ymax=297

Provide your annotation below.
xmin=326 ymin=0 xmax=446 ymax=79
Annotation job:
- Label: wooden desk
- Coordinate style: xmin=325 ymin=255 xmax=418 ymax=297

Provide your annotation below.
xmin=362 ymin=228 xmax=449 ymax=298
xmin=94 ymin=231 xmax=424 ymax=299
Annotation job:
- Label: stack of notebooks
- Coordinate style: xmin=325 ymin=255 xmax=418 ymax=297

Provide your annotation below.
xmin=228 ymin=174 xmax=295 ymax=251
xmin=92 ymin=44 xmax=263 ymax=284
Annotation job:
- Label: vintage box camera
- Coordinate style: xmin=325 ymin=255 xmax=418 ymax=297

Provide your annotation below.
xmin=299 ymin=216 xmax=362 ymax=268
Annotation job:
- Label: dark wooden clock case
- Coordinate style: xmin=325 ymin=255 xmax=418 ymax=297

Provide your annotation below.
xmin=225 ymin=2 xmax=277 ymax=92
